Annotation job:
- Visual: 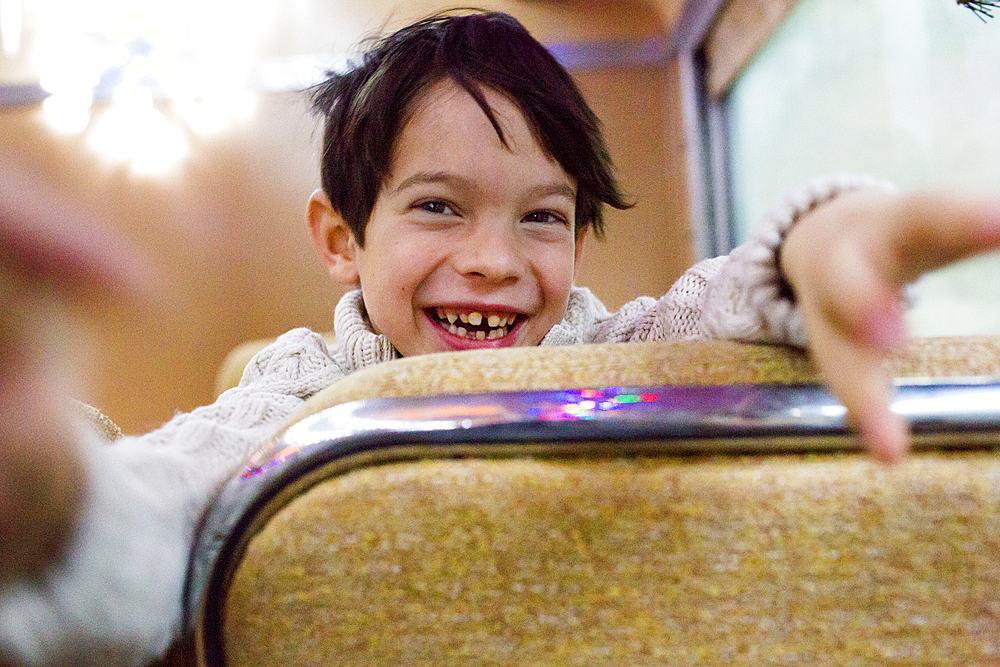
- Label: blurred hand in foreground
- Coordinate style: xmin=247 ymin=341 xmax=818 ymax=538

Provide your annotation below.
xmin=0 ymin=158 xmax=150 ymax=581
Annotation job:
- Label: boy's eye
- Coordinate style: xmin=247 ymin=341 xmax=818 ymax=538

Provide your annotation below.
xmin=523 ymin=210 xmax=569 ymax=226
xmin=415 ymin=199 xmax=455 ymax=215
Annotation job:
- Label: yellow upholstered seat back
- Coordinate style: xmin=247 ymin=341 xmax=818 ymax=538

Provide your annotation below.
xmin=213 ymin=338 xmax=1000 ymax=667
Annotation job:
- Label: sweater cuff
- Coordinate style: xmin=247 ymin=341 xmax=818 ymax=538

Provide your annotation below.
xmin=701 ymin=173 xmax=897 ymax=347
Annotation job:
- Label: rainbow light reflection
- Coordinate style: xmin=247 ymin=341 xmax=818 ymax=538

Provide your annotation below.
xmin=527 ymin=388 xmax=659 ymax=421
xmin=241 ymin=387 xmax=662 ymax=479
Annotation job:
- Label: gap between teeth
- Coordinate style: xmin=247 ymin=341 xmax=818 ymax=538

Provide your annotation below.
xmin=437 ymin=309 xmax=514 ymax=329
xmin=447 ymin=323 xmax=508 ymax=340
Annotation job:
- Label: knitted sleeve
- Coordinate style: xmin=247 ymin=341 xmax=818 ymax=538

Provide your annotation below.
xmin=699 ymin=174 xmax=896 ymax=346
xmin=0 ymin=328 xmax=343 ymax=667
xmin=578 ymin=257 xmax=728 ymax=345
xmin=584 ymin=174 xmax=895 ymax=347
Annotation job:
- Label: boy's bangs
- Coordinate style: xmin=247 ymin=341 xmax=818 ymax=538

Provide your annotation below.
xmin=310 ymin=10 xmax=630 ymax=244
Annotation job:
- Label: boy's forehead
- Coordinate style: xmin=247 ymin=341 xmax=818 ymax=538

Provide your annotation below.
xmin=409 ymin=80 xmax=515 ymax=135
xmin=391 ymin=79 xmax=562 ymax=175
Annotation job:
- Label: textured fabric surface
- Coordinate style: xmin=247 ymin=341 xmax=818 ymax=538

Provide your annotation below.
xmin=226 ymin=454 xmax=1000 ymax=667
xmin=214 ymin=333 xmax=338 ymax=398
xmin=223 ymin=337 xmax=1000 ymax=667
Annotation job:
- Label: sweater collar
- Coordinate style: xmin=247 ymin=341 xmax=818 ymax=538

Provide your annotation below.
xmin=332 ymin=286 xmax=598 ymax=372
xmin=333 ymin=290 xmax=398 ymax=374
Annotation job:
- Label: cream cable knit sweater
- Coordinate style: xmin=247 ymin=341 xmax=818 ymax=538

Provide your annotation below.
xmin=0 ymin=174 xmax=887 ymax=666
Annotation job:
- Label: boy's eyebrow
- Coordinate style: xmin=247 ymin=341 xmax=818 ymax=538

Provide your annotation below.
xmin=391 ymin=171 xmax=463 ymax=194
xmin=528 ymin=182 xmax=578 ymax=202
xmin=391 ymin=171 xmax=577 ymax=201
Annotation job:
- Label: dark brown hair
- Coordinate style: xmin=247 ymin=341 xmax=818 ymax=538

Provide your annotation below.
xmin=309 ymin=10 xmax=630 ymax=246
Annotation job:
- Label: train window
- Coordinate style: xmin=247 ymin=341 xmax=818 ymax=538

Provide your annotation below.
xmin=679 ymin=0 xmax=1000 ymax=335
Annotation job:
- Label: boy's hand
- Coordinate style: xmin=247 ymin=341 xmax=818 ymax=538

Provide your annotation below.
xmin=0 ymin=160 xmax=149 ymax=581
xmin=0 ymin=268 xmax=86 ymax=581
xmin=781 ymin=189 xmax=1000 ymax=463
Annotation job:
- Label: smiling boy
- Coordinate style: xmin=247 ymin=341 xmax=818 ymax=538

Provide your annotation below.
xmin=312 ymin=80 xmax=585 ymax=354
xmin=302 ymin=11 xmax=801 ymax=373
xmin=4 ymin=9 xmax=1000 ymax=667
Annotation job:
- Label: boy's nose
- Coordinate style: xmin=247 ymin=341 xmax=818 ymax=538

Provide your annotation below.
xmin=452 ymin=222 xmax=525 ymax=283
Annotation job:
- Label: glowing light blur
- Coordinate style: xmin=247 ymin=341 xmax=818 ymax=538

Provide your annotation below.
xmin=88 ymin=89 xmax=187 ymax=173
xmin=41 ymin=90 xmax=93 ymax=134
xmin=0 ymin=0 xmax=23 ymax=57
xmin=24 ymin=0 xmax=276 ymax=174
xmin=175 ymin=90 xmax=257 ymax=135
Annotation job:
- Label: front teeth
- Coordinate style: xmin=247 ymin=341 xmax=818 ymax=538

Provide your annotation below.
xmin=437 ymin=308 xmax=514 ymax=340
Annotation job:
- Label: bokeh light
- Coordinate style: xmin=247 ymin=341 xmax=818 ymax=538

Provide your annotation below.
xmin=23 ymin=0 xmax=276 ymax=173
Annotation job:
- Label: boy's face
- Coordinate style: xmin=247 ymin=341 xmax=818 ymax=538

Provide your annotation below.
xmin=311 ymin=78 xmax=584 ymax=357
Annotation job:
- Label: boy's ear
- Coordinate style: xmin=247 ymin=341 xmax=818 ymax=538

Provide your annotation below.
xmin=308 ymin=189 xmax=361 ymax=286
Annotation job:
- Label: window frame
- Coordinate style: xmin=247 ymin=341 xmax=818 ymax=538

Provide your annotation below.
xmin=671 ymin=0 xmax=801 ymax=259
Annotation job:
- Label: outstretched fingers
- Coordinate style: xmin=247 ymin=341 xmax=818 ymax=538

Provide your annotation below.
xmin=780 ymin=188 xmax=1000 ymax=461
xmin=884 ymin=194 xmax=1000 ymax=284
xmin=802 ymin=299 xmax=909 ymax=463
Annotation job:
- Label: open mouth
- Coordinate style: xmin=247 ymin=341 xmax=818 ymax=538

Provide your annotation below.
xmin=429 ymin=308 xmax=522 ymax=341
